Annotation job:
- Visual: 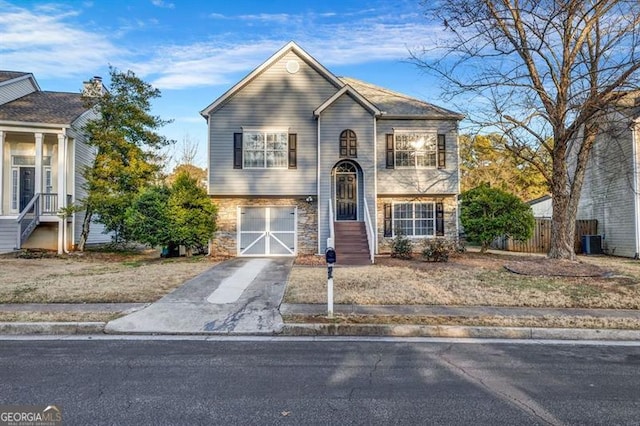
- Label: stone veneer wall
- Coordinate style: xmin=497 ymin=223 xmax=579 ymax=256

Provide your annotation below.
xmin=210 ymin=197 xmax=318 ymax=256
xmin=376 ymin=195 xmax=458 ymax=254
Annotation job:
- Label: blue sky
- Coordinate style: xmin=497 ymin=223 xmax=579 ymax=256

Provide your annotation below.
xmin=0 ymin=0 xmax=449 ymax=168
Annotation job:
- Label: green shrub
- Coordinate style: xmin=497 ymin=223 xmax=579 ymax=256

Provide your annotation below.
xmin=460 ymin=184 xmax=535 ymax=252
xmin=421 ymin=238 xmax=465 ymax=262
xmin=390 ymin=233 xmax=414 ymax=259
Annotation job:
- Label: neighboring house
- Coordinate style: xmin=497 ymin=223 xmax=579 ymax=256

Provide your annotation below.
xmin=577 ymin=91 xmax=640 ymax=258
xmin=201 ymin=42 xmax=463 ymax=264
xmin=528 ymin=194 xmax=552 ymax=218
xmin=0 ymin=71 xmax=110 ymax=254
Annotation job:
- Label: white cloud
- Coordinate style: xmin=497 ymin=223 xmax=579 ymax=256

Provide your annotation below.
xmin=151 ymin=0 xmax=174 ymax=9
xmin=0 ymin=1 xmax=122 ymax=77
xmin=0 ymin=1 xmax=444 ymax=90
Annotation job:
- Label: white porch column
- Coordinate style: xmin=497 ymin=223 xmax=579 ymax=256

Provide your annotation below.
xmin=57 ymin=133 xmax=67 ymax=209
xmin=0 ymin=130 xmax=4 ymax=215
xmin=34 ymin=132 xmax=43 ymax=195
xmin=57 ymin=133 xmax=67 ymax=254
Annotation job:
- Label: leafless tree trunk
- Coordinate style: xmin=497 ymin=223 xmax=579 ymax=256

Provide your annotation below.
xmin=77 ymin=205 xmax=93 ymax=252
xmin=413 ymin=0 xmax=640 ymax=260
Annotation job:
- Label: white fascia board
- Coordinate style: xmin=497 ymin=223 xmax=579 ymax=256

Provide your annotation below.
xmin=313 ymin=85 xmax=381 ymax=117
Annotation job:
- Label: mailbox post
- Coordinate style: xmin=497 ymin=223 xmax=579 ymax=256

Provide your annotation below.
xmin=325 ymin=247 xmax=336 ymax=318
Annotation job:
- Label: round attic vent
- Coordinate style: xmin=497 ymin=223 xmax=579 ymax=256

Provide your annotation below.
xmin=286 ymin=59 xmax=300 ymax=74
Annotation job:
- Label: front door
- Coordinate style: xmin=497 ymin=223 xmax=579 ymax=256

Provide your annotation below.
xmin=19 ymin=167 xmax=35 ymax=212
xmin=335 ymin=162 xmax=357 ymax=221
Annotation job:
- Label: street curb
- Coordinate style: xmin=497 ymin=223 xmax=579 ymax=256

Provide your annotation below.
xmin=0 ymin=322 xmax=106 ymax=335
xmin=281 ymin=323 xmax=640 ymax=341
xmin=2 ymin=321 xmax=640 ymax=340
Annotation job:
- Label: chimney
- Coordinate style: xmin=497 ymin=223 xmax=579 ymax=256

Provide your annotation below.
xmin=82 ymin=76 xmax=105 ymax=97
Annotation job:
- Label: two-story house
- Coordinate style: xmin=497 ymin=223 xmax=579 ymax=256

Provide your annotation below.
xmin=0 ymin=71 xmax=110 ymax=254
xmin=201 ymin=42 xmax=463 ymax=264
xmin=577 ymin=91 xmax=640 ymax=258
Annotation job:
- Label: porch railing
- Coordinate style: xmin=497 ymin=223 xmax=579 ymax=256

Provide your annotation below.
xmin=41 ymin=193 xmax=59 ymax=215
xmin=16 ymin=193 xmax=40 ymax=249
xmin=363 ymin=198 xmax=375 ymax=263
xmin=328 ymin=199 xmax=335 ymax=249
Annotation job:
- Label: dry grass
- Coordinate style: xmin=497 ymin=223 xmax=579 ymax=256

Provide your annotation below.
xmin=0 ymin=249 xmax=219 ymax=303
xmin=0 ymin=311 xmax=121 ymax=322
xmin=283 ymin=314 xmax=640 ymax=330
xmin=285 ymin=252 xmax=640 ymax=309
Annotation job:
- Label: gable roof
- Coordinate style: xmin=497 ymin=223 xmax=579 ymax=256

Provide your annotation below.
xmin=314 ymin=85 xmax=381 ymax=117
xmin=0 ymin=71 xmax=31 ymax=84
xmin=339 ymin=77 xmax=464 ymax=120
xmin=201 ymin=41 xmax=345 ymax=117
xmin=0 ymin=90 xmax=89 ymax=125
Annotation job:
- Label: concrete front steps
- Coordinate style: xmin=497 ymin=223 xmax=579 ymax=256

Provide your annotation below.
xmin=333 ymin=221 xmax=372 ymax=266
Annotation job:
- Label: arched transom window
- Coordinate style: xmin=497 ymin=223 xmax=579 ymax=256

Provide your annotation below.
xmin=339 ymin=129 xmax=357 ymax=158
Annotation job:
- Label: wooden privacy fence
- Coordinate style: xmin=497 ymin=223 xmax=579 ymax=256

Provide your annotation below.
xmin=492 ymin=219 xmax=598 ymax=254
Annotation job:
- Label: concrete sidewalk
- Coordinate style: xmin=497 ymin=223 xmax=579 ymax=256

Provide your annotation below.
xmin=104 ymin=257 xmax=293 ymax=335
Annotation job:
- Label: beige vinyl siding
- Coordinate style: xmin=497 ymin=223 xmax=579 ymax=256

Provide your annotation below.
xmin=376 ymin=119 xmax=459 ymax=195
xmin=0 ymin=77 xmax=37 ymax=105
xmin=208 ymin=51 xmax=339 ymax=196
xmin=577 ymin=115 xmax=637 ymax=257
xmin=317 ymin=93 xmax=376 ymax=253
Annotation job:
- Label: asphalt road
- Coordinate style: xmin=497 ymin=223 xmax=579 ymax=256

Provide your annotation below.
xmin=1 ymin=338 xmax=639 ymax=425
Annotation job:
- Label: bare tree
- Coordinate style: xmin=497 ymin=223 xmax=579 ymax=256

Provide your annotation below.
xmin=177 ymin=133 xmax=199 ymax=166
xmin=413 ymin=0 xmax=640 ymax=259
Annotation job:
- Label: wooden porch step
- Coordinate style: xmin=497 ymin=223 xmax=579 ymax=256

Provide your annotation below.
xmin=333 ymin=221 xmax=371 ymax=265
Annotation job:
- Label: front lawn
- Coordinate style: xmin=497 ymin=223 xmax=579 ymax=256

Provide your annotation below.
xmin=285 ymin=252 xmax=640 ymax=309
xmin=0 ymin=249 xmax=219 ymax=303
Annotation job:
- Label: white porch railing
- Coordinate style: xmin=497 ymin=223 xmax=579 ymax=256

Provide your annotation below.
xmin=363 ymin=197 xmax=375 ymax=263
xmin=328 ymin=199 xmax=335 ymax=249
xmin=16 ymin=193 xmax=40 ymax=249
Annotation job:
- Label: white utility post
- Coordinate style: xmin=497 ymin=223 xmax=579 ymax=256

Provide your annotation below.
xmin=325 ymin=242 xmax=336 ymax=318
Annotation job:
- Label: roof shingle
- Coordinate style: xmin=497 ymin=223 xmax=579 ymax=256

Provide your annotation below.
xmin=0 ymin=91 xmax=89 ymax=125
xmin=339 ymin=77 xmax=464 ymax=119
xmin=0 ymin=71 xmax=30 ymax=84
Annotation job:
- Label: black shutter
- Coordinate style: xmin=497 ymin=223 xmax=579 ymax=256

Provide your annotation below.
xmin=288 ymin=133 xmax=297 ymax=169
xmin=233 ymin=133 xmax=243 ymax=169
xmin=436 ymin=202 xmax=444 ymax=236
xmin=386 ymin=134 xmax=394 ymax=169
xmin=437 ymin=134 xmax=446 ymax=169
xmin=384 ymin=203 xmax=392 ymax=237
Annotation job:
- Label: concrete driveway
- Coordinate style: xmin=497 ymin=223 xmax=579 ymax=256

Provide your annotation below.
xmin=105 ymin=257 xmax=293 ymax=335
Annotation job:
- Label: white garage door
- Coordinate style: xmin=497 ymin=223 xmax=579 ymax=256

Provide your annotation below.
xmin=238 ymin=206 xmax=297 ymax=256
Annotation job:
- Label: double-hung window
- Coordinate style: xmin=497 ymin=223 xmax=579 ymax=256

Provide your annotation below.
xmin=394 ymin=133 xmax=436 ymax=168
xmin=392 ymin=202 xmax=435 ymax=237
xmin=234 ymin=130 xmax=296 ymax=170
xmin=386 ymin=132 xmax=446 ymax=169
xmin=242 ymin=131 xmax=288 ymax=169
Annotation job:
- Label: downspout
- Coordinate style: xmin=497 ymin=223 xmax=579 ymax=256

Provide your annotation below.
xmin=455 ymin=123 xmax=461 ymax=238
xmin=632 ymin=118 xmax=640 ymax=259
xmin=317 ymin=115 xmax=322 ymax=255
xmin=372 ymin=114 xmax=378 ymax=254
xmin=70 ymin=130 xmax=76 ymax=253
xmin=62 ymin=129 xmax=70 ymax=254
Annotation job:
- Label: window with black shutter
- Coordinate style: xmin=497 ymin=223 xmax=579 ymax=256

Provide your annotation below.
xmin=384 ymin=203 xmax=392 ymax=237
xmin=437 ymin=134 xmax=446 ymax=169
xmin=233 ymin=133 xmax=243 ymax=169
xmin=288 ymin=133 xmax=297 ymax=169
xmin=436 ymin=202 xmax=445 ymax=236
xmin=385 ymin=134 xmax=394 ymax=168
